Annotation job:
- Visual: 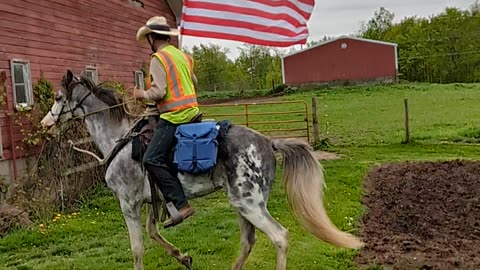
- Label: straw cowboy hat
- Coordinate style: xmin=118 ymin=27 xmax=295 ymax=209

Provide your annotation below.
xmin=136 ymin=16 xmax=179 ymax=41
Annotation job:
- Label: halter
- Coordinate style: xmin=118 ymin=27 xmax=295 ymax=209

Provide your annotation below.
xmin=49 ymin=80 xmax=139 ymax=127
xmin=49 ymin=81 xmax=92 ymax=124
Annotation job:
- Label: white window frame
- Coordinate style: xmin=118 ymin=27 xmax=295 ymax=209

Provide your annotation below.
xmin=134 ymin=70 xmax=145 ymax=90
xmin=10 ymin=59 xmax=33 ymax=110
xmin=84 ymin=66 xmax=98 ymax=84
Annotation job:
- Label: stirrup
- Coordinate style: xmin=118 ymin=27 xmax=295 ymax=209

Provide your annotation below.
xmin=163 ymin=202 xmax=183 ymax=228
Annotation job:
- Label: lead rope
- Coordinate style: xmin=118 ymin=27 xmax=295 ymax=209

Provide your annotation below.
xmin=67 ymin=87 xmax=157 ymax=164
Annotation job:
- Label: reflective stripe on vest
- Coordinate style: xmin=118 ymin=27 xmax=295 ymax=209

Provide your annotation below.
xmin=157 ymin=94 xmax=198 ymax=113
xmin=152 ymin=45 xmax=198 ymax=113
xmin=154 ymin=52 xmax=183 ymax=98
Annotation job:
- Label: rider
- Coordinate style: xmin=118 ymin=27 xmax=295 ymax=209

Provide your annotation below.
xmin=134 ymin=16 xmax=199 ymax=228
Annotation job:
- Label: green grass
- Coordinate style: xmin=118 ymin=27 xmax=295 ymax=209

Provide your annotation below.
xmin=284 ymin=83 xmax=480 ymax=145
xmin=2 ymin=82 xmax=480 ymax=270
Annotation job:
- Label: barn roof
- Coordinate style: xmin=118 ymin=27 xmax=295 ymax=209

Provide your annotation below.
xmin=282 ymin=36 xmax=398 ymax=59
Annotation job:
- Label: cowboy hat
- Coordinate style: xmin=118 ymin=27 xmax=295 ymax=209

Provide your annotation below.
xmin=136 ymin=16 xmax=179 ymax=41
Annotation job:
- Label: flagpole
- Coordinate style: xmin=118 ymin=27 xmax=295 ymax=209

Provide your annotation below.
xmin=178 ymin=28 xmax=183 ymax=49
xmin=177 ymin=17 xmax=183 ymax=49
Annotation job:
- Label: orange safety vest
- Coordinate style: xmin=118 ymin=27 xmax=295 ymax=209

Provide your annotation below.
xmin=151 ymin=45 xmax=198 ymax=113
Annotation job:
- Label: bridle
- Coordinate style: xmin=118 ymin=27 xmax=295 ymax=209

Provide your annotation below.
xmin=49 ymin=80 xmax=136 ymax=126
xmin=50 ymin=81 xmax=92 ymax=125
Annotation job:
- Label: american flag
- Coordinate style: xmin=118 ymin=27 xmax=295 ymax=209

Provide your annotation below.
xmin=180 ymin=0 xmax=315 ymax=47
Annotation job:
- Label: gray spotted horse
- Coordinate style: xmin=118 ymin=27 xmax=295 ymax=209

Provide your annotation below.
xmin=41 ymin=70 xmax=364 ymax=270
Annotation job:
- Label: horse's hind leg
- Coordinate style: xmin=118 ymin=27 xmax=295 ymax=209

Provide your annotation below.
xmin=146 ymin=204 xmax=193 ymax=269
xmin=119 ymin=199 xmax=144 ymax=270
xmin=232 ymin=213 xmax=256 ymax=270
xmin=228 ymin=184 xmax=288 ymax=270
xmin=237 ymin=204 xmax=288 ymax=270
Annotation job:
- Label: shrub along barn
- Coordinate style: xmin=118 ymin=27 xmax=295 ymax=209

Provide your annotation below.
xmin=0 ymin=0 xmax=182 ymax=183
xmin=282 ymin=36 xmax=398 ymax=87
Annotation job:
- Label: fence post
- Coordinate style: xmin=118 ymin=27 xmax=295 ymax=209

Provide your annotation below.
xmin=245 ymin=104 xmax=249 ymax=127
xmin=404 ymin=98 xmax=410 ymax=143
xmin=312 ymin=97 xmax=320 ymax=145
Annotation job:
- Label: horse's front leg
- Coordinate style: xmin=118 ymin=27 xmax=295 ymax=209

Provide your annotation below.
xmin=120 ymin=199 xmax=144 ymax=270
xmin=146 ymin=204 xmax=193 ymax=269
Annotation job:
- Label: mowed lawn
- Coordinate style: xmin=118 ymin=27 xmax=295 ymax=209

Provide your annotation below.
xmin=2 ymin=83 xmax=480 ymax=270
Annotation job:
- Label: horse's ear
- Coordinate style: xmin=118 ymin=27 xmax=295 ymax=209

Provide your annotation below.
xmin=66 ymin=70 xmax=74 ymax=86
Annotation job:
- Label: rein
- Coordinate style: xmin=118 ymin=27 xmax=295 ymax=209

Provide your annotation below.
xmin=72 ymin=101 xmax=134 ymax=121
xmin=70 ymin=86 xmax=141 ymax=121
xmin=51 ymin=87 xmax=138 ymax=124
xmin=54 ymin=83 xmax=152 ymax=167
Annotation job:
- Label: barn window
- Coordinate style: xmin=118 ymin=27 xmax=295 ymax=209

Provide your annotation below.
xmin=10 ymin=59 xmax=33 ymax=110
xmin=134 ymin=71 xmax=145 ymax=90
xmin=341 ymin=42 xmax=348 ymax=49
xmin=85 ymin=66 xmax=98 ymax=84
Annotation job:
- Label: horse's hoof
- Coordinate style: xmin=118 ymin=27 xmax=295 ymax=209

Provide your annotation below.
xmin=181 ymin=255 xmax=193 ymax=269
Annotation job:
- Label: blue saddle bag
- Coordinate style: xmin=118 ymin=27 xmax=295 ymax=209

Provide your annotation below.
xmin=173 ymin=122 xmax=219 ymax=175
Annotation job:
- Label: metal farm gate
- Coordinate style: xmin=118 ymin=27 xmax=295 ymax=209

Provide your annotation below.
xmin=201 ymin=100 xmax=311 ymax=142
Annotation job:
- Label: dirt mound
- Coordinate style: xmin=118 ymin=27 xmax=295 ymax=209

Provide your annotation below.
xmin=0 ymin=205 xmax=32 ymax=236
xmin=356 ymin=160 xmax=480 ymax=270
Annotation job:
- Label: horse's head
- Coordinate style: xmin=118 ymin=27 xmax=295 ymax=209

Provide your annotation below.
xmin=40 ymin=70 xmax=92 ymax=129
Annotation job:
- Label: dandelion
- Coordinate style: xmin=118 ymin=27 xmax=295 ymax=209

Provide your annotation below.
xmin=39 ymin=224 xmax=44 ymax=228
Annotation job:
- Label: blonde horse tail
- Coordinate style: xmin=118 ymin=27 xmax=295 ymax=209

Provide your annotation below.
xmin=273 ymin=139 xmax=364 ymax=249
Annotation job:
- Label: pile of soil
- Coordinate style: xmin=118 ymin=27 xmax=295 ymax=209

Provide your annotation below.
xmin=0 ymin=205 xmax=32 ymax=237
xmin=356 ymin=160 xmax=480 ymax=270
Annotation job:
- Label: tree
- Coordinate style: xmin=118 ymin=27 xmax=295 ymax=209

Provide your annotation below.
xmin=189 ymin=44 xmax=237 ymax=92
xmin=235 ymin=44 xmax=282 ymax=90
xmin=359 ymin=5 xmax=480 ymax=83
xmin=360 ymin=7 xmax=395 ymax=40
xmin=471 ymin=0 xmax=480 ymax=15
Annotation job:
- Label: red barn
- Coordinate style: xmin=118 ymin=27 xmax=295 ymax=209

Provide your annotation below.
xmin=282 ymin=36 xmax=398 ymax=86
xmin=0 ymin=0 xmax=181 ymax=181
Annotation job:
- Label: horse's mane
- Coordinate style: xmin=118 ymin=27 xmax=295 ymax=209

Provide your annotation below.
xmin=62 ymin=75 xmax=128 ymax=122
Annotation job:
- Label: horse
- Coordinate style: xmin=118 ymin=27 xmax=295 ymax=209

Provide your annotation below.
xmin=40 ymin=70 xmax=363 ymax=270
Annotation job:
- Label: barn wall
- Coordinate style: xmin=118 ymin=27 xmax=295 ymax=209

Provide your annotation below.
xmin=284 ymin=38 xmax=397 ymax=85
xmin=0 ymin=0 xmax=177 ymax=161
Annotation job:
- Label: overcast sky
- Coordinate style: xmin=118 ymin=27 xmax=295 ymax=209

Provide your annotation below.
xmin=181 ymin=0 xmax=474 ymax=59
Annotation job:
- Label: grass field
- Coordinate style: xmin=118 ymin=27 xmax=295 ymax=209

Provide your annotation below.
xmin=2 ymin=83 xmax=480 ymax=270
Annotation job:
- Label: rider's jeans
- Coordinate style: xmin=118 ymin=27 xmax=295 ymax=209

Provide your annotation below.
xmin=142 ymin=118 xmax=188 ymax=209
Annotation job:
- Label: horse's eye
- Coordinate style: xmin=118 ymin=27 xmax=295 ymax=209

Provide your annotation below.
xmin=54 ymin=94 xmax=62 ymax=101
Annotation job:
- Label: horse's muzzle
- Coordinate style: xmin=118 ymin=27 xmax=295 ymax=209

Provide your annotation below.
xmin=40 ymin=112 xmax=56 ymax=128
